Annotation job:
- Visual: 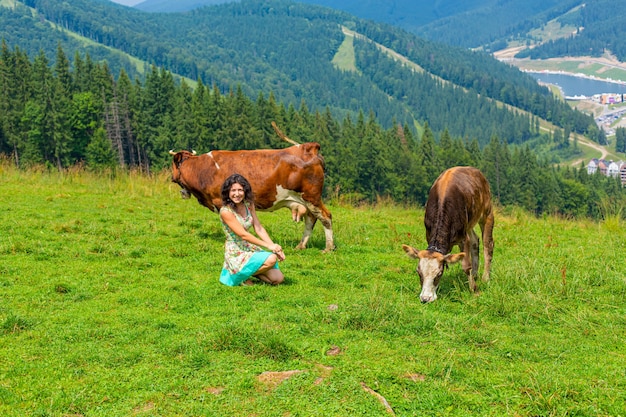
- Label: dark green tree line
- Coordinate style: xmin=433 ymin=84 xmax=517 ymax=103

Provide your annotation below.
xmin=0 ymin=41 xmax=623 ymax=219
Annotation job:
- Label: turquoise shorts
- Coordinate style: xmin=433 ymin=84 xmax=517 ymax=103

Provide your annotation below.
xmin=219 ymin=251 xmax=279 ymax=286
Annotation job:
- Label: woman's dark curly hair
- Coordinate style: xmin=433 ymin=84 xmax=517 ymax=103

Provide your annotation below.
xmin=221 ymin=173 xmax=254 ymax=208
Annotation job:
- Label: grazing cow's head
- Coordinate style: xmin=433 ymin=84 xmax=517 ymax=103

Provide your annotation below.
xmin=402 ymin=245 xmax=465 ymax=303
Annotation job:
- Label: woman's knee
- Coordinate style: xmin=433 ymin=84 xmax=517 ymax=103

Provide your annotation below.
xmin=266 ymin=270 xmax=284 ymax=285
xmin=255 ymin=270 xmax=284 ymax=285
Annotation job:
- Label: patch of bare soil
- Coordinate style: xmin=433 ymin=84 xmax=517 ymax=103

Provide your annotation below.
xmin=257 ymin=370 xmax=305 ymax=390
xmin=204 ymin=386 xmax=225 ymax=395
xmin=493 ymin=46 xmax=526 ymax=60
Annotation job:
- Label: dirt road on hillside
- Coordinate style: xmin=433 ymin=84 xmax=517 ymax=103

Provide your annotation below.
xmin=540 ymin=126 xmax=609 ymax=166
xmin=570 ymin=137 xmax=609 ymax=167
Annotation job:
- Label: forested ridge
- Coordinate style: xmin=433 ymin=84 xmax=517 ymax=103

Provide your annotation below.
xmin=138 ymin=0 xmax=585 ymax=50
xmin=1 ymin=43 xmax=623 ymax=219
xmin=131 ymin=0 xmax=626 ymax=65
xmin=515 ymin=0 xmax=626 ymax=62
xmin=2 ymin=0 xmax=600 ymax=146
xmin=294 ymin=0 xmax=586 ymax=50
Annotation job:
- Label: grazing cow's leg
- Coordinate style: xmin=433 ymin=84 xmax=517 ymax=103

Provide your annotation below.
xmin=481 ymin=212 xmax=495 ymax=282
xmin=461 ymin=238 xmax=472 ymax=277
xmin=471 ymin=230 xmax=480 ymax=277
xmin=462 ymin=230 xmax=480 ymax=292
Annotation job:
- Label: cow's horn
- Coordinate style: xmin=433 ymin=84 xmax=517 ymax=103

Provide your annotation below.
xmin=271 ymin=121 xmax=300 ymax=146
xmin=191 ymin=150 xmax=197 ymax=155
xmin=169 ymin=150 xmax=177 ymax=155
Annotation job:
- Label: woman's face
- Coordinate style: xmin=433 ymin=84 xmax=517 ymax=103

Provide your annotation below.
xmin=229 ymin=182 xmax=245 ymax=204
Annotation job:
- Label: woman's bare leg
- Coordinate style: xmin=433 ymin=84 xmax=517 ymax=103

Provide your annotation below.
xmin=253 ymin=254 xmax=284 ymax=285
xmin=255 ymin=269 xmax=284 ymax=285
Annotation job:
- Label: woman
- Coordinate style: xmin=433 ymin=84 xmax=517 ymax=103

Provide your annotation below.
xmin=218 ymin=173 xmax=285 ymax=286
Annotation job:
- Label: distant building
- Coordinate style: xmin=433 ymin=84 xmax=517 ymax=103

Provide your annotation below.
xmin=587 ymin=158 xmax=626 ymax=185
xmin=607 ymin=161 xmax=620 ymax=177
xmin=592 ymin=93 xmax=625 ymax=105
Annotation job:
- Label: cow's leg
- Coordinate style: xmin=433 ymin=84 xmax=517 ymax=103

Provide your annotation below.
xmin=320 ymin=216 xmax=334 ymax=253
xmin=461 ymin=239 xmax=472 ymax=276
xmin=470 ymin=229 xmax=480 ymax=280
xmin=301 ymin=202 xmax=335 ymax=252
xmin=296 ymin=212 xmax=316 ymax=250
xmin=462 ymin=231 xmax=479 ymax=292
xmin=480 ymin=212 xmax=495 ymax=282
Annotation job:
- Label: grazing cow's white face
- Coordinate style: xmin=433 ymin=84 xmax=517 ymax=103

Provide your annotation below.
xmin=403 ymin=245 xmax=465 ymax=303
xmin=417 ymin=257 xmax=445 ymax=303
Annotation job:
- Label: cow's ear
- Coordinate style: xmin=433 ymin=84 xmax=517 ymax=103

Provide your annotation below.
xmin=402 ymin=244 xmax=420 ymax=259
xmin=444 ymin=252 xmax=465 ymax=264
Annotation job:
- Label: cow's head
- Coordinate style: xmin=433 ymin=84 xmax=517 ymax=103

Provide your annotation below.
xmin=402 ymin=244 xmax=465 ymax=303
xmin=169 ymin=150 xmax=196 ymax=198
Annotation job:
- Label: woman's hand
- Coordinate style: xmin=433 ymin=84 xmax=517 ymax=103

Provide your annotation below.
xmin=272 ymin=244 xmax=285 ymax=261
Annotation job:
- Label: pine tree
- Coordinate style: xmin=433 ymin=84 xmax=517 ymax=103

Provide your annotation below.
xmin=615 ymin=127 xmax=626 ymax=153
xmin=86 ymin=127 xmax=116 ymax=170
xmin=140 ymin=65 xmax=177 ymax=167
xmin=0 ymin=44 xmax=31 ymax=166
xmin=254 ymin=91 xmax=283 ymax=148
xmin=0 ymin=42 xmax=15 ymax=161
xmin=69 ymin=91 xmax=100 ymax=163
xmin=481 ymin=135 xmax=511 ymax=204
xmin=25 ymin=51 xmax=62 ymax=167
xmin=172 ymin=79 xmax=195 ymax=152
xmin=417 ymin=122 xmax=439 ymax=185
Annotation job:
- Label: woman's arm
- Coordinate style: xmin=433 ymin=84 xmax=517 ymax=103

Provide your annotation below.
xmin=250 ymin=204 xmax=285 ymax=261
xmin=220 ymin=207 xmax=283 ymax=259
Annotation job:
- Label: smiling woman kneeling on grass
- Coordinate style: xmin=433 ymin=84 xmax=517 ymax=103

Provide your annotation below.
xmin=218 ymin=173 xmax=285 ymax=286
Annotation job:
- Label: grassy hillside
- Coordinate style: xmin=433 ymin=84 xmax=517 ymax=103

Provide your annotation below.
xmin=1 ymin=163 xmax=625 ymax=416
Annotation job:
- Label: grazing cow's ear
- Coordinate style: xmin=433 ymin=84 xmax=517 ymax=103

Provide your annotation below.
xmin=444 ymin=252 xmax=465 ymax=264
xmin=402 ymin=244 xmax=420 ymax=259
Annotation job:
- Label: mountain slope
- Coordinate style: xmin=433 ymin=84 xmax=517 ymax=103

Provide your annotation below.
xmin=131 ymin=0 xmax=586 ymax=50
xmin=0 ymin=0 xmax=145 ymax=80
xmin=3 ymin=0 xmax=597 ymax=147
xmin=134 ymin=0 xmax=230 ymax=12
xmin=514 ymin=0 xmax=626 ymax=62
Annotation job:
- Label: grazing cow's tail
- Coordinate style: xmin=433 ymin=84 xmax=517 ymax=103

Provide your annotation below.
xmin=271 ymin=121 xmax=300 ymax=146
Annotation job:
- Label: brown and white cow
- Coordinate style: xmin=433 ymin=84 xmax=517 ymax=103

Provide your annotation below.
xmin=403 ymin=166 xmax=494 ymax=303
xmin=170 ymin=142 xmax=335 ymax=252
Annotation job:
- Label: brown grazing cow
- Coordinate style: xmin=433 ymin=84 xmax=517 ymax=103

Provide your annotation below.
xmin=403 ymin=166 xmax=494 ymax=303
xmin=170 ymin=142 xmax=335 ymax=252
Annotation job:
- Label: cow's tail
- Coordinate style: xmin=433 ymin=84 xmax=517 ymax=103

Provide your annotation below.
xmin=271 ymin=121 xmax=300 ymax=146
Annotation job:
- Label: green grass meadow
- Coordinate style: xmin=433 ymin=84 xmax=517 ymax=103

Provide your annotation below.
xmin=1 ymin=165 xmax=625 ymax=416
